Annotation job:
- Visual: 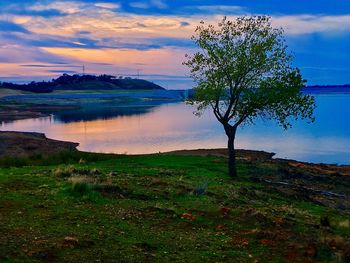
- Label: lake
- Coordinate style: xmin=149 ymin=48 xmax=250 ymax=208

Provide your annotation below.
xmin=1 ymin=89 xmax=350 ymax=164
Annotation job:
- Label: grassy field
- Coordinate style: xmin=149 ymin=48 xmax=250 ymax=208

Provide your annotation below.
xmin=1 ymin=151 xmax=350 ymax=262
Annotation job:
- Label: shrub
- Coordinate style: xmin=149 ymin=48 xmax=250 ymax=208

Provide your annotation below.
xmin=52 ymin=165 xmax=77 ymax=178
xmin=52 ymin=166 xmax=102 ymax=178
xmin=0 ymin=156 xmax=29 ymax=167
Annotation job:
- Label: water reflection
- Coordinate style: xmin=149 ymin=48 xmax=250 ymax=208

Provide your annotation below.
xmin=54 ymin=104 xmax=157 ymax=123
xmin=1 ymin=92 xmax=350 ymax=164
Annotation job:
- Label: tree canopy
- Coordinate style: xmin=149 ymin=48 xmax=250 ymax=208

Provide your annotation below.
xmin=184 ymin=16 xmax=315 ymax=130
xmin=184 ymin=16 xmax=315 ymax=177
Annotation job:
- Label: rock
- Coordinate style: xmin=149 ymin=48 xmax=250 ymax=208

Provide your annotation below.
xmin=63 ymin=236 xmax=79 ymax=248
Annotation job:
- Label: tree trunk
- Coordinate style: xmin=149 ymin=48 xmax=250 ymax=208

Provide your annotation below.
xmin=224 ymin=125 xmax=237 ymax=178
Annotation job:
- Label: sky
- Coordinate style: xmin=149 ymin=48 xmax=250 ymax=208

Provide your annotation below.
xmin=0 ymin=0 xmax=349 ymax=88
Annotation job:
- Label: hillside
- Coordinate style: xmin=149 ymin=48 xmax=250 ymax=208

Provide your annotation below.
xmin=306 ymin=84 xmax=350 ymax=89
xmin=303 ymin=84 xmax=350 ymax=94
xmin=0 ymin=74 xmax=164 ymax=93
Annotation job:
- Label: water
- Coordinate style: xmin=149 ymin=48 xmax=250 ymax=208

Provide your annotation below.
xmin=1 ymin=91 xmax=350 ymax=164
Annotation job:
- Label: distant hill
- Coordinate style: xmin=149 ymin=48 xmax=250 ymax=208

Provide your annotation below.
xmin=305 ymin=84 xmax=350 ymax=89
xmin=0 ymin=74 xmax=164 ymax=93
xmin=303 ymin=84 xmax=350 ymax=94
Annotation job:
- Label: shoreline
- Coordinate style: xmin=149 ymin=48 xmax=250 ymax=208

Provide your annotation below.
xmin=0 ymin=89 xmax=187 ymax=123
xmin=161 ymin=148 xmax=350 ymax=176
xmin=1 ymin=131 xmax=349 ymax=175
xmin=0 ymin=131 xmax=79 ymax=157
xmin=0 ymin=110 xmax=48 ymax=122
xmin=0 ymin=101 xmax=79 ymax=123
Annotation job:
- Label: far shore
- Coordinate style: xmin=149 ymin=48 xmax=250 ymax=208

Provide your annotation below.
xmin=0 ymin=101 xmax=80 ymax=122
xmin=0 ymin=88 xmax=187 ymax=123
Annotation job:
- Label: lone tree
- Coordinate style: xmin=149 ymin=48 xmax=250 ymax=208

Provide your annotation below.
xmin=184 ymin=16 xmax=315 ymax=177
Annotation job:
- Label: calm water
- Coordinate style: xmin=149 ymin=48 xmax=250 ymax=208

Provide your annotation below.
xmin=1 ymin=91 xmax=350 ymax=164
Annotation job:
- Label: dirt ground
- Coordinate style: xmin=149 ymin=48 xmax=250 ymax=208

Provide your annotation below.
xmin=0 ymin=131 xmax=79 ymax=157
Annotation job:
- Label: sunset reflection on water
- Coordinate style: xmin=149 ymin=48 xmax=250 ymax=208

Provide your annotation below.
xmin=1 ymin=94 xmax=350 ymax=164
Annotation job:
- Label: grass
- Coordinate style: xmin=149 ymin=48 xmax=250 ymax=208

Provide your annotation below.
xmin=0 ymin=152 xmax=350 ymax=262
xmin=0 ymin=151 xmax=116 ymax=168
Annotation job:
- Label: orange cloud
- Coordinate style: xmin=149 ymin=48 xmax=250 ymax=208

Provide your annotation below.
xmin=41 ymin=47 xmax=189 ymax=75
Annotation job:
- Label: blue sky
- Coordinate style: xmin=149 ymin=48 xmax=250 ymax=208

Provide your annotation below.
xmin=0 ymin=0 xmax=349 ymax=86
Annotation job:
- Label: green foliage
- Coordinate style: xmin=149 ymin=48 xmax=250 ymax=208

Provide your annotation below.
xmin=184 ymin=16 xmax=315 ymax=129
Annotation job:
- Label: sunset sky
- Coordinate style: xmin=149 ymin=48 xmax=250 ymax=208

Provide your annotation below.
xmin=0 ymin=0 xmax=349 ymax=87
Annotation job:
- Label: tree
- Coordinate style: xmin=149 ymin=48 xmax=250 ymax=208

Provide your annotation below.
xmin=184 ymin=16 xmax=315 ymax=177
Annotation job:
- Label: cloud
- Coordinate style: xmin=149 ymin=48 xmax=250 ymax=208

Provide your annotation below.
xmin=47 ymin=69 xmax=79 ymax=73
xmin=0 ymin=0 xmax=349 ymax=84
xmin=40 ymin=47 xmax=189 ymax=75
xmin=20 ymin=64 xmax=82 ymax=68
xmin=91 ymin=62 xmax=114 ymax=65
xmin=0 ymin=44 xmax=71 ymax=64
xmin=95 ymin=3 xmax=120 ymax=9
xmin=0 ymin=20 xmax=29 ymax=33
xmin=129 ymin=2 xmax=149 ymax=9
xmin=0 ymin=7 xmax=68 ymax=17
xmin=30 ymin=1 xmax=84 ymax=15
xmin=272 ymin=14 xmax=350 ymax=35
xmin=0 ymin=31 xmax=100 ymax=49
xmin=196 ymin=5 xmax=244 ymax=14
xmin=149 ymin=37 xmax=194 ymax=48
xmin=180 ymin=21 xmax=190 ymax=27
xmin=0 ymin=24 xmax=193 ymax=52
xmin=128 ymin=0 xmax=167 ymax=10
xmin=127 ymin=73 xmax=191 ymax=80
xmin=150 ymin=0 xmax=167 ymax=9
xmin=76 ymin=31 xmax=91 ymax=35
xmin=136 ymin=22 xmax=147 ymax=28
xmin=72 ymin=41 xmax=88 ymax=46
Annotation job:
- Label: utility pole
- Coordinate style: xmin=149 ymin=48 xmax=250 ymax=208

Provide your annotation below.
xmin=82 ymin=65 xmax=85 ymax=75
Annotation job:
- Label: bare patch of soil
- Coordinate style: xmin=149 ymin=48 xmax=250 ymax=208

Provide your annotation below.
xmin=0 ymin=131 xmax=79 ymax=157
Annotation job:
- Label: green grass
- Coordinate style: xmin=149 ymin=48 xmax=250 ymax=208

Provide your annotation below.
xmin=0 ymin=152 xmax=350 ymax=262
